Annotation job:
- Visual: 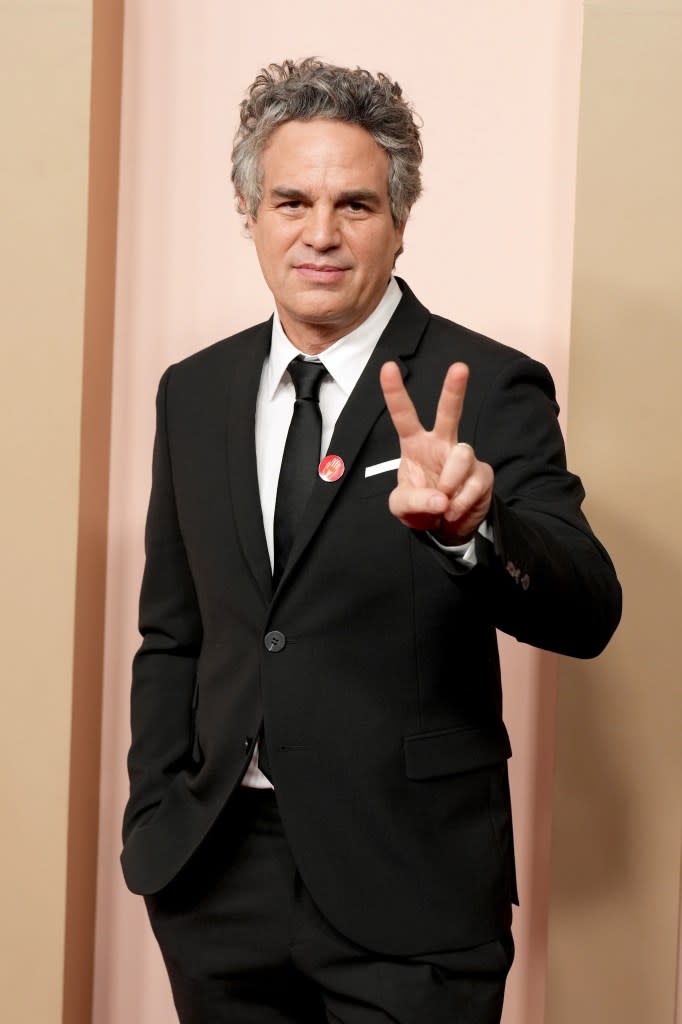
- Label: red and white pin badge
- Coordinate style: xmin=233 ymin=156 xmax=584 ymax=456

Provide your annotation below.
xmin=318 ymin=454 xmax=345 ymax=482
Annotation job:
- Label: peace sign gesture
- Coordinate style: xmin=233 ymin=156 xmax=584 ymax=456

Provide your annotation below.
xmin=379 ymin=361 xmax=494 ymax=544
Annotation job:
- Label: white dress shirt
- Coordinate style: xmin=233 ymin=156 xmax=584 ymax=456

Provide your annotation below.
xmin=243 ymin=277 xmax=482 ymax=788
xmin=255 ymin=277 xmax=403 ymax=571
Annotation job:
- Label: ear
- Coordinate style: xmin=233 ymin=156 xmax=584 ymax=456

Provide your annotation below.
xmin=237 ymin=195 xmax=255 ymax=236
xmin=393 ymin=219 xmax=407 ymax=264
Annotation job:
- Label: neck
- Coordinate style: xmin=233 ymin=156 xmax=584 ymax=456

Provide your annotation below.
xmin=276 ymin=284 xmax=391 ymax=355
xmin=276 ymin=322 xmax=348 ymax=355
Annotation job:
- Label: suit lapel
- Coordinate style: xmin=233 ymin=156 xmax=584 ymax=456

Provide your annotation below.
xmin=275 ymin=280 xmax=431 ymax=594
xmin=226 ymin=320 xmax=273 ymax=604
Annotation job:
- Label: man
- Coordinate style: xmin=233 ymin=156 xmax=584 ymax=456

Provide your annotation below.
xmin=122 ymin=58 xmax=621 ymax=1023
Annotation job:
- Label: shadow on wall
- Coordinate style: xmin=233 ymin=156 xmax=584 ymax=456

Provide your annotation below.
xmin=548 ymin=269 xmax=681 ymax=1012
xmin=550 ymin=631 xmax=630 ymax=903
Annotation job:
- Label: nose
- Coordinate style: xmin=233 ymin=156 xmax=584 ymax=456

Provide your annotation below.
xmin=301 ymin=204 xmax=340 ymax=251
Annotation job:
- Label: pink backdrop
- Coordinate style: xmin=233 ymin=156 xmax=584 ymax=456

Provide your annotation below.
xmin=93 ymin=3 xmax=582 ymax=1021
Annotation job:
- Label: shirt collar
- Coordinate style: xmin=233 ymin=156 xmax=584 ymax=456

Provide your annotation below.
xmin=265 ymin=276 xmax=402 ymax=400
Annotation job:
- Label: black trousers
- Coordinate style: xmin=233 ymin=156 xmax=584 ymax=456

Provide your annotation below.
xmin=145 ymin=788 xmax=514 ymax=1023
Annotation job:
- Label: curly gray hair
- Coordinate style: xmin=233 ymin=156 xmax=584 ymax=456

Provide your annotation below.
xmin=231 ymin=58 xmax=423 ymax=228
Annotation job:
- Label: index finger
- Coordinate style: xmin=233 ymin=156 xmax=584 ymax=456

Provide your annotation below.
xmin=380 ymin=361 xmax=423 ymax=441
xmin=433 ymin=362 xmax=469 ymax=444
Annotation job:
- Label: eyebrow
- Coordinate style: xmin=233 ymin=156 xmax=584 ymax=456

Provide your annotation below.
xmin=269 ymin=186 xmax=383 ymax=206
xmin=338 ymin=189 xmax=382 ymax=205
xmin=270 ymin=187 xmax=308 ymax=201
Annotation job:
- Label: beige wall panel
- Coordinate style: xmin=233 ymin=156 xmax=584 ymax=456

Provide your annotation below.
xmin=0 ymin=1 xmax=93 ymax=1022
xmin=547 ymin=8 xmax=682 ymax=1024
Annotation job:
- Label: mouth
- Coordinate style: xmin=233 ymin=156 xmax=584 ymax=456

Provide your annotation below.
xmin=294 ymin=264 xmax=349 ymax=283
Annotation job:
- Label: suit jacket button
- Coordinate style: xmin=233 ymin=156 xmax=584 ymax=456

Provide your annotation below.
xmin=264 ymin=630 xmax=286 ymax=652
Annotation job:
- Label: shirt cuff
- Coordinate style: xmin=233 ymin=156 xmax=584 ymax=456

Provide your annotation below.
xmin=426 ymin=519 xmax=494 ymax=568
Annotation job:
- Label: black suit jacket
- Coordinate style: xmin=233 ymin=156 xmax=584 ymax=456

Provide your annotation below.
xmin=121 ymin=279 xmax=621 ymax=955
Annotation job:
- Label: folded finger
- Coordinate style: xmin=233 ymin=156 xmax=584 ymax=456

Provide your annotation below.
xmin=438 ymin=440 xmax=476 ymax=496
xmin=442 ymin=466 xmax=493 ymax=525
xmin=388 ymin=484 xmax=448 ymax=519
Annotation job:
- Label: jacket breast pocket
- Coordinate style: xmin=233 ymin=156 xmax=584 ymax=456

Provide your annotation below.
xmin=403 ymin=722 xmax=512 ymax=780
xmin=357 ymin=467 xmax=398 ymax=499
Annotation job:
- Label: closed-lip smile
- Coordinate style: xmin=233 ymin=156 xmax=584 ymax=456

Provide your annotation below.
xmin=294 ymin=263 xmax=349 ymax=282
xmin=296 ymin=263 xmax=348 ymax=271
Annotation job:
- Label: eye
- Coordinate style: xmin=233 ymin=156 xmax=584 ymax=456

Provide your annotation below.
xmin=348 ymin=201 xmax=368 ymax=212
xmin=279 ymin=200 xmax=302 ymax=210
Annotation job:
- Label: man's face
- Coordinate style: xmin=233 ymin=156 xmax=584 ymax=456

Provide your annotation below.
xmin=244 ymin=118 xmax=405 ymax=353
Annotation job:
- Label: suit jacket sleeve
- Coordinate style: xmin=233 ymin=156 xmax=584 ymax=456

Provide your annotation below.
xmin=123 ymin=366 xmax=203 ymax=841
xmin=421 ymin=353 xmax=621 ymax=658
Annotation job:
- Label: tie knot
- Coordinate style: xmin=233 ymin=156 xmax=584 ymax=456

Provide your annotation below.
xmin=287 ymin=356 xmax=327 ymax=402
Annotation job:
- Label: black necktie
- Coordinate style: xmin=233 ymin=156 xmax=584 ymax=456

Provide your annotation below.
xmin=272 ymin=356 xmax=328 ymax=586
xmin=259 ymin=357 xmax=327 ymax=784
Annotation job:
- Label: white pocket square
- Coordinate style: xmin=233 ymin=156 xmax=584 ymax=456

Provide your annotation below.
xmin=364 ymin=458 xmax=401 ymax=478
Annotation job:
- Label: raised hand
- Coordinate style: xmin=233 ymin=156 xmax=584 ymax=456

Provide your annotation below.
xmin=379 ymin=361 xmax=494 ymax=544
